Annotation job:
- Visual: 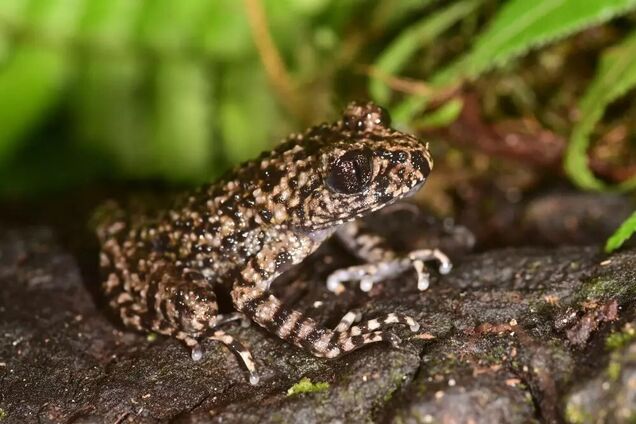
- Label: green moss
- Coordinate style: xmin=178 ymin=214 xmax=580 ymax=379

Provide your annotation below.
xmin=382 ymin=372 xmax=406 ymax=403
xmin=607 ymin=359 xmax=621 ymax=381
xmin=286 ymin=377 xmax=330 ymax=396
xmin=0 ymin=409 xmax=6 ymax=421
xmin=606 ymin=324 xmax=636 ymax=350
xmin=579 ymin=277 xmax=634 ymax=302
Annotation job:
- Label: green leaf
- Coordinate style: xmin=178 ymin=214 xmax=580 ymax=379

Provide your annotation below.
xmin=199 ymin=0 xmax=253 ymax=61
xmin=370 ymin=0 xmax=481 ymax=105
xmin=434 ymin=0 xmax=636 ymax=85
xmin=606 ymin=211 xmax=636 ymax=253
xmin=72 ymin=56 xmax=152 ymax=177
xmin=0 ymin=0 xmax=30 ymax=28
xmin=0 ymin=46 xmax=68 ymax=163
xmin=138 ymin=0 xmax=209 ymax=54
xmin=152 ymin=58 xmax=213 ymax=181
xmin=26 ymin=0 xmax=86 ymax=42
xmin=370 ymin=0 xmax=438 ymax=30
xmin=413 ymin=98 xmax=463 ymax=129
xmin=565 ymin=31 xmax=636 ymax=191
xmin=219 ymin=62 xmax=282 ymax=165
xmin=79 ymin=0 xmax=143 ymax=49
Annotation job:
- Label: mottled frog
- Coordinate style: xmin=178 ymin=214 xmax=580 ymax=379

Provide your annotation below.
xmin=97 ymin=102 xmax=451 ymax=385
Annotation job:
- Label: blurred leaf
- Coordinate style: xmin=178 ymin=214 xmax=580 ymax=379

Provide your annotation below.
xmin=265 ymin=0 xmax=316 ymax=58
xmin=0 ymin=46 xmax=68 ymax=163
xmin=413 ymin=98 xmax=463 ymax=129
xmin=219 ymin=62 xmax=282 ymax=165
xmin=26 ymin=0 xmax=85 ymax=42
xmin=79 ymin=0 xmax=142 ymax=49
xmin=200 ymin=0 xmax=253 ymax=60
xmin=606 ymin=211 xmax=636 ymax=253
xmin=139 ymin=0 xmax=209 ymax=54
xmin=434 ymin=0 xmax=636 ymax=85
xmin=371 ymin=0 xmax=438 ymax=30
xmin=73 ymin=56 xmax=152 ymax=177
xmin=0 ymin=0 xmax=30 ymax=28
xmin=0 ymin=0 xmax=86 ymax=164
xmin=392 ymin=95 xmax=433 ymax=128
xmin=74 ymin=0 xmax=149 ymax=176
xmin=370 ymin=0 xmax=481 ymax=104
xmin=565 ymin=31 xmax=636 ymax=191
xmin=152 ymin=59 xmax=213 ymax=181
xmin=286 ymin=0 xmax=331 ymax=16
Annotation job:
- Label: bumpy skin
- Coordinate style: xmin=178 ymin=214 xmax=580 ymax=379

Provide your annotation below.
xmin=97 ymin=102 xmax=450 ymax=385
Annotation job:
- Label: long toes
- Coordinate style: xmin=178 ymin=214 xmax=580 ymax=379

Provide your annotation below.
xmin=354 ymin=313 xmax=420 ymax=334
xmin=362 ymin=331 xmax=401 ymax=348
xmin=209 ymin=331 xmax=259 ymax=385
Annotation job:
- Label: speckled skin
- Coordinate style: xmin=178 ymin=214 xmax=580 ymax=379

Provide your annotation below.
xmin=97 ymin=102 xmax=450 ymax=385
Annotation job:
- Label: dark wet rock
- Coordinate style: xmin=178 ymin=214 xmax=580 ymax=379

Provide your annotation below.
xmin=1 ymin=225 xmax=636 ymax=423
xmin=454 ymin=189 xmax=634 ymax=249
xmin=564 ymin=336 xmax=636 ymax=423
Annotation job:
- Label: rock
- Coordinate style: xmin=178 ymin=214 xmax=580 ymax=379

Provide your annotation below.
xmin=1 ymin=225 xmax=636 ymax=423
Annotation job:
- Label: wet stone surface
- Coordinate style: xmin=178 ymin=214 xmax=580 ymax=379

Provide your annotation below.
xmin=1 ymin=219 xmax=636 ymax=423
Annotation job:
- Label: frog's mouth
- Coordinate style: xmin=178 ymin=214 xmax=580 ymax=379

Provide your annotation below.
xmin=404 ymin=181 xmax=425 ymax=198
xmin=353 ymin=179 xmax=426 ymax=219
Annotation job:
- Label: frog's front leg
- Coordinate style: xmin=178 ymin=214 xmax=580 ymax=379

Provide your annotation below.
xmin=327 ymin=220 xmax=452 ymax=294
xmin=230 ymin=234 xmax=419 ymax=362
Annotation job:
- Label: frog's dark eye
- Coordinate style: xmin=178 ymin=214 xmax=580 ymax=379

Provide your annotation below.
xmin=326 ymin=149 xmax=374 ymax=194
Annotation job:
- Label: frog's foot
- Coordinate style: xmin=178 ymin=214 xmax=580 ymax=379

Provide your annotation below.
xmin=181 ymin=330 xmax=259 ymax=385
xmin=335 ymin=311 xmax=420 ymax=333
xmin=326 ymin=248 xmax=452 ymax=294
xmin=232 ymin=284 xmax=407 ymax=359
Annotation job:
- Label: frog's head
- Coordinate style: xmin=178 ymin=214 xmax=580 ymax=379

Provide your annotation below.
xmin=282 ymin=101 xmax=433 ymax=231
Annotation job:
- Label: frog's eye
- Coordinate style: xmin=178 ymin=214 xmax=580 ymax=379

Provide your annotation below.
xmin=326 ymin=149 xmax=374 ymax=194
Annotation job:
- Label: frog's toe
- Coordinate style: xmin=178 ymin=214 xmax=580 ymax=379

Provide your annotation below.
xmin=249 ymin=374 xmax=260 ymax=386
xmin=191 ymin=344 xmax=204 ymax=361
xmin=207 ymin=330 xmax=259 ymax=385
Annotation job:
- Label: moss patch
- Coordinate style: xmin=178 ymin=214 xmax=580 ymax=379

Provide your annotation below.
xmin=579 ymin=276 xmax=635 ymax=302
xmin=287 ymin=377 xmax=330 ymax=396
xmin=606 ymin=323 xmax=636 ymax=350
xmin=0 ymin=408 xmax=6 ymax=421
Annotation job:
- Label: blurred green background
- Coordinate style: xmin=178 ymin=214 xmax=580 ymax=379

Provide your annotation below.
xmin=1 ymin=0 xmax=636 ymax=248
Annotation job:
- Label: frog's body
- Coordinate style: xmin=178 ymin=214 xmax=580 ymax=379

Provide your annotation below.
xmin=97 ymin=102 xmax=450 ymax=384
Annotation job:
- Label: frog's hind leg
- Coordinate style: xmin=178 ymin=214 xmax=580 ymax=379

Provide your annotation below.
xmin=232 ymin=283 xmax=415 ymax=360
xmin=140 ymin=265 xmax=259 ymax=383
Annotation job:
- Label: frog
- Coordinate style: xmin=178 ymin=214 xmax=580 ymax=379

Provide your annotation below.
xmin=96 ymin=101 xmax=451 ymax=385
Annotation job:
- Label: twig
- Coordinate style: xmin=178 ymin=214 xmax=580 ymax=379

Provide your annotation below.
xmin=361 ymin=65 xmax=433 ymax=97
xmin=359 ymin=65 xmax=461 ymax=107
xmin=243 ymin=0 xmax=298 ymax=117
